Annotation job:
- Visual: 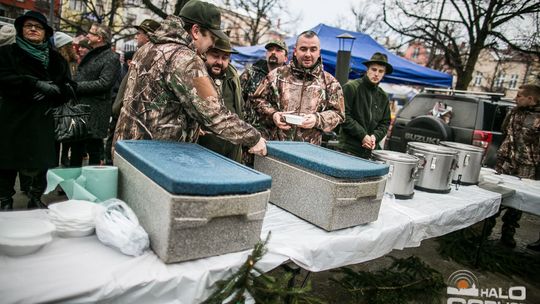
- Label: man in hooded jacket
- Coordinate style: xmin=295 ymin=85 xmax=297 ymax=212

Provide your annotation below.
xmin=250 ymin=30 xmax=344 ymax=145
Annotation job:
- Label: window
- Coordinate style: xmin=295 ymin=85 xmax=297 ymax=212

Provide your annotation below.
xmin=494 ymin=73 xmax=505 ymax=88
xmin=508 ymin=74 xmax=519 ymax=89
xmin=69 ymin=0 xmax=84 ymax=11
xmin=474 ymin=72 xmax=483 ymax=86
xmin=412 ymin=47 xmax=420 ymax=59
xmin=399 ymin=97 xmax=478 ymax=129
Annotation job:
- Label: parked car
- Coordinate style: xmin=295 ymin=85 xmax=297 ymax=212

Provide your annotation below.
xmin=385 ymin=89 xmax=515 ymax=168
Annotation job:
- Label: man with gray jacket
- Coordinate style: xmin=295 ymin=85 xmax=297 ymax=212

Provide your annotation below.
xmin=72 ymin=23 xmax=120 ymax=166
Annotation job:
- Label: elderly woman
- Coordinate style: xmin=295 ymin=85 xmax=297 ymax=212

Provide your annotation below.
xmin=0 ymin=11 xmax=74 ymax=210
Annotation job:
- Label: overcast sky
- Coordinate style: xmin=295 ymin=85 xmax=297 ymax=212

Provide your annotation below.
xmin=286 ymin=0 xmax=356 ymax=34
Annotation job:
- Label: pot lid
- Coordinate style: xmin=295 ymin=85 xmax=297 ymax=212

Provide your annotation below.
xmin=440 ymin=141 xmax=484 ymax=153
xmin=372 ymin=150 xmax=419 ymax=164
xmin=407 ymin=142 xmax=458 ymax=155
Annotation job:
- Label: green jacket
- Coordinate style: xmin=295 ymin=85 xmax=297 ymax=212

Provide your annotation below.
xmin=198 ymin=65 xmax=245 ymax=163
xmin=338 ymin=75 xmax=391 ymax=158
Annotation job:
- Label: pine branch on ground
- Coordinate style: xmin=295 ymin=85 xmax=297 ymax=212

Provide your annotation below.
xmin=330 ymin=256 xmax=445 ymax=304
xmin=202 ymin=233 xmax=324 ymax=304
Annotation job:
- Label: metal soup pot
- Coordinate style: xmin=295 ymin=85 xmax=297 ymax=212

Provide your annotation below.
xmin=440 ymin=141 xmax=484 ymax=185
xmin=406 ymin=142 xmax=458 ymax=193
xmin=372 ymin=150 xmax=420 ymax=199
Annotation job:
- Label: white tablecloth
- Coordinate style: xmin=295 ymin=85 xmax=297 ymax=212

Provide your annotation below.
xmin=0 ymin=185 xmax=500 ymax=304
xmin=480 ymin=168 xmax=540 ymax=216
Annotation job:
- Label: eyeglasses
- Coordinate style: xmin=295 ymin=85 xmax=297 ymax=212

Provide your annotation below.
xmin=23 ymin=23 xmax=45 ymax=31
xmin=87 ymin=31 xmax=100 ymax=37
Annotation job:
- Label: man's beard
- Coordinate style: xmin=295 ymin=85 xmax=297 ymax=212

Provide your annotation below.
xmin=267 ymin=54 xmax=280 ymax=70
xmin=208 ymin=63 xmax=225 ymax=78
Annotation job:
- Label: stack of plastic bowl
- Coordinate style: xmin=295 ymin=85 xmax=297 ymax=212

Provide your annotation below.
xmin=48 ymin=200 xmax=100 ymax=237
xmin=0 ymin=218 xmax=56 ymax=256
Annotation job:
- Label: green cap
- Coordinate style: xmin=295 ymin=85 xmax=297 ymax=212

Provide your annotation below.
xmin=363 ymin=52 xmax=393 ymax=75
xmin=135 ymin=19 xmax=160 ymax=34
xmin=210 ymin=37 xmax=238 ymax=54
xmin=265 ymin=40 xmax=288 ymax=54
xmin=179 ymin=0 xmax=228 ymax=41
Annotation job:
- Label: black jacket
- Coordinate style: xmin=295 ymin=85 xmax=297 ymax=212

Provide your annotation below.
xmin=75 ymin=44 xmax=120 ymax=138
xmin=338 ymin=76 xmax=391 ymax=158
xmin=0 ymin=43 xmax=73 ymax=169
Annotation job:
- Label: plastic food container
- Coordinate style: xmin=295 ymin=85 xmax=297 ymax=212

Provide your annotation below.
xmin=283 ymin=114 xmax=306 ymax=125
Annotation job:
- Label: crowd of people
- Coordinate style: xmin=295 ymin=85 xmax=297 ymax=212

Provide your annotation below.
xmin=0 ymin=0 xmax=538 ymax=250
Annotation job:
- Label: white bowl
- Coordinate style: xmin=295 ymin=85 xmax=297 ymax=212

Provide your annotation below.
xmin=0 ymin=235 xmax=52 ymax=256
xmin=0 ymin=219 xmax=55 ymax=243
xmin=283 ymin=114 xmax=306 ymax=125
xmin=56 ymin=227 xmax=95 ymax=238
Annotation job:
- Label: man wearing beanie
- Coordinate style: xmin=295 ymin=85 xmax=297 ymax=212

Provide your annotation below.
xmin=0 ymin=11 xmax=75 ymax=210
xmin=114 ymin=0 xmax=266 ymax=157
xmin=0 ymin=24 xmax=16 ymax=46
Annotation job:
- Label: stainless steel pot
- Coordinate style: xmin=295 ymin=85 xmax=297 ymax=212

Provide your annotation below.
xmin=440 ymin=141 xmax=484 ymax=185
xmin=406 ymin=142 xmax=458 ymax=193
xmin=372 ymin=150 xmax=420 ymax=199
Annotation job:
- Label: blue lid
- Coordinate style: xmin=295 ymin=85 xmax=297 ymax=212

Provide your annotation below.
xmin=266 ymin=141 xmax=389 ymax=179
xmin=115 ymin=140 xmax=272 ymax=196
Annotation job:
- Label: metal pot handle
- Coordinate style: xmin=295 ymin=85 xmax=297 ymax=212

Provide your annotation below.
xmin=413 ymin=153 xmax=426 ymax=169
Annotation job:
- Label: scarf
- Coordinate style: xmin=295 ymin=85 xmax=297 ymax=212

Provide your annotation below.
xmin=16 ymin=36 xmax=49 ymax=68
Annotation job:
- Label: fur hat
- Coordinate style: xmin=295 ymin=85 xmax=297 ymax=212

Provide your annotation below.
xmin=54 ymin=32 xmax=73 ymax=48
xmin=0 ymin=24 xmax=16 ymax=46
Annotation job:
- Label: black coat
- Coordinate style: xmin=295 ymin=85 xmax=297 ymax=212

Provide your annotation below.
xmin=75 ymin=44 xmax=120 ymax=139
xmin=0 ymin=43 xmax=72 ymax=169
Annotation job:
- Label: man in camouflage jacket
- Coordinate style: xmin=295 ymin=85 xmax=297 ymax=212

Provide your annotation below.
xmin=493 ymin=84 xmax=540 ymax=249
xmin=240 ymin=40 xmax=288 ymax=132
xmin=113 ymin=0 xmax=266 ymax=156
xmin=250 ymin=31 xmax=344 ymax=145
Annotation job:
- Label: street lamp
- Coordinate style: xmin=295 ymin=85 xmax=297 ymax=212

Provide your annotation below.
xmin=335 ymin=33 xmax=356 ymax=86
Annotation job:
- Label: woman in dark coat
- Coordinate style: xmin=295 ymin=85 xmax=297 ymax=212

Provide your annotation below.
xmin=0 ymin=11 xmax=73 ymax=210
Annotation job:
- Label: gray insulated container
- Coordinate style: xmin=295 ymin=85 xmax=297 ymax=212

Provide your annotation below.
xmin=254 ymin=141 xmax=388 ymax=231
xmin=114 ymin=140 xmax=272 ymax=263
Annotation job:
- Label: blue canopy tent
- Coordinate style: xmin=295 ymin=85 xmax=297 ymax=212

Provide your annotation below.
xmin=232 ymin=24 xmax=452 ymax=88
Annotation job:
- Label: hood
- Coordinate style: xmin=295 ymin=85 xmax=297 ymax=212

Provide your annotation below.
xmin=290 ymin=56 xmax=324 ymax=80
xmin=149 ymin=15 xmax=195 ymax=51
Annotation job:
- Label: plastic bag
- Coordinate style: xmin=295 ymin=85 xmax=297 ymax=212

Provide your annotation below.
xmin=95 ymin=199 xmax=149 ymax=256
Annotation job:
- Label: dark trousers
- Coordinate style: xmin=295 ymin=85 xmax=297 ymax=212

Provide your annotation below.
xmin=0 ymin=169 xmax=47 ymax=201
xmin=70 ymin=138 xmax=104 ymax=167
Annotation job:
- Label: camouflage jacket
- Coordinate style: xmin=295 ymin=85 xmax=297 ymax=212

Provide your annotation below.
xmin=198 ymin=65 xmax=244 ymax=162
xmin=240 ymin=59 xmax=272 ymax=131
xmin=113 ymin=15 xmax=260 ymax=149
xmin=250 ymin=58 xmax=345 ymax=145
xmin=495 ymin=105 xmax=540 ymax=180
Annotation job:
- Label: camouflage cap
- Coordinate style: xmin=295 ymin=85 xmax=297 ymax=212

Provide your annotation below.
xmin=210 ymin=37 xmax=238 ymax=54
xmin=179 ymin=0 xmax=228 ymax=41
xmin=265 ymin=39 xmax=287 ymax=54
xmin=135 ymin=19 xmax=160 ymax=34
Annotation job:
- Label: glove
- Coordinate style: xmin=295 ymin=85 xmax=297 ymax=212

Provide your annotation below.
xmin=35 ymin=80 xmax=61 ymax=96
